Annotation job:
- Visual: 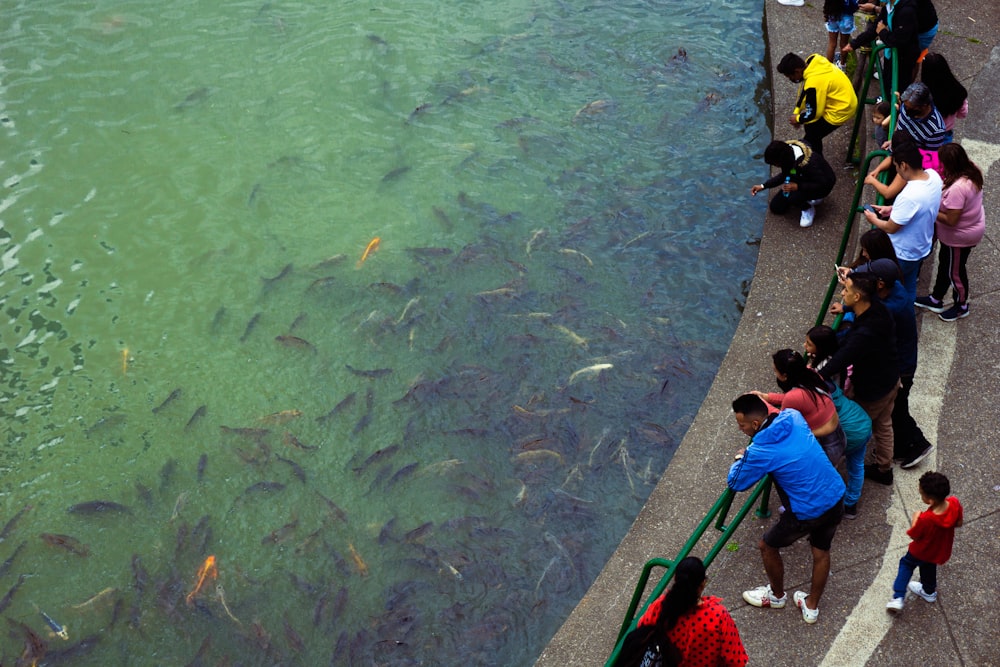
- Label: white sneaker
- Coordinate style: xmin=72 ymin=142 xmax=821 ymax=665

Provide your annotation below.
xmin=794 ymin=591 xmax=819 ymax=623
xmin=886 ymin=597 xmax=905 ymax=613
xmin=908 ymin=581 xmax=938 ymax=602
xmin=777 ymin=0 xmax=804 ymax=5
xmin=800 ymin=205 xmax=816 ymax=228
xmin=743 ymin=584 xmax=787 ymax=608
xmin=808 ymin=198 xmax=825 ymax=206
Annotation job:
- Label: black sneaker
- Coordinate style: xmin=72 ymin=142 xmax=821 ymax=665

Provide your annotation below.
xmin=844 ymin=504 xmax=858 ymax=520
xmin=864 ymin=464 xmax=893 ymax=485
xmin=914 ymin=295 xmax=945 ymax=313
xmin=900 ymin=444 xmax=933 ymax=469
xmin=938 ymin=304 xmax=969 ymax=322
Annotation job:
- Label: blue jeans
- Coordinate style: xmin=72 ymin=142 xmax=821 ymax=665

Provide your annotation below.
xmin=893 ymin=551 xmax=937 ymax=599
xmin=898 ymin=257 xmax=925 ymax=307
xmin=843 ymin=432 xmax=870 ymax=506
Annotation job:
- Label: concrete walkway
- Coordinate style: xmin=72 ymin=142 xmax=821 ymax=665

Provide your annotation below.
xmin=536 ymin=1 xmax=999 ymax=665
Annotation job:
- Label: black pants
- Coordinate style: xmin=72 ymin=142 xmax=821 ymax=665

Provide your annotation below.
xmin=802 ymin=118 xmax=839 ymax=155
xmin=892 ymin=374 xmax=931 ymax=459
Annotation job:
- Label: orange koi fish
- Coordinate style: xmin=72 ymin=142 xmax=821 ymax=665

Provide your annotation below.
xmin=185 ymin=555 xmax=218 ymax=606
xmin=347 ymin=542 xmax=369 ymax=577
xmin=356 ymin=237 xmax=381 ymax=268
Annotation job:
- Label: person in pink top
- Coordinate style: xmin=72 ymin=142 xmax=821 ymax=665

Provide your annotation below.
xmin=886 ymin=471 xmax=963 ymax=612
xmin=914 ymin=143 xmax=985 ymax=321
xmin=617 ymin=556 xmax=748 ymax=667
xmin=752 ymin=349 xmax=846 ymax=466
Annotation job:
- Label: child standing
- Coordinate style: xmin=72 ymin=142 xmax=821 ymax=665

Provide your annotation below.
xmin=886 ymin=471 xmax=963 ymax=612
xmin=871 ymin=100 xmax=891 ymax=146
xmin=824 ymin=0 xmax=859 ymax=69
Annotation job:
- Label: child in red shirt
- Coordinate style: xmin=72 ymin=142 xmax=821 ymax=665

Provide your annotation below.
xmin=886 ymin=471 xmax=963 ymax=612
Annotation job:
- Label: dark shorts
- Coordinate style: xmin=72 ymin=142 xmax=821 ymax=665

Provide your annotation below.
xmin=763 ymin=499 xmax=843 ymax=552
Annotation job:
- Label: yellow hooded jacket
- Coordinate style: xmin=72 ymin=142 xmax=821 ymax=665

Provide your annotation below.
xmin=793 ymin=54 xmax=858 ymax=126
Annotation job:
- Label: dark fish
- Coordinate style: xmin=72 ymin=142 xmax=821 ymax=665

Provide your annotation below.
xmin=5 ymin=616 xmax=46 ymax=662
xmin=243 ymin=481 xmax=286 ymax=495
xmin=386 ymin=462 xmax=419 ymax=489
xmin=262 ymin=517 xmax=298 ymax=545
xmin=378 ymin=518 xmax=397 ymax=544
xmin=187 ymin=634 xmax=213 ymax=665
xmin=42 ymin=634 xmax=101 ymax=662
xmin=365 ymin=388 xmax=375 ymax=412
xmin=353 ymin=444 xmax=400 ymax=474
xmin=0 ymin=503 xmax=31 ymax=541
xmin=316 ymin=392 xmax=357 ymax=424
xmin=289 ymin=312 xmax=308 ymax=331
xmin=345 ymin=364 xmax=393 ymax=379
xmin=316 ymin=492 xmax=348 ymax=524
xmin=381 ymin=165 xmax=411 ymax=183
xmin=152 ymin=387 xmax=182 ymax=414
xmin=0 ymin=541 xmax=26 ymax=577
xmin=283 ymin=431 xmax=318 ymax=451
xmin=284 ymin=618 xmax=305 ymax=653
xmin=248 ymin=182 xmax=262 ymax=206
xmin=276 ymin=454 xmax=306 ymax=483
xmin=313 ymin=588 xmax=332 ymax=626
xmin=131 ymin=554 xmax=149 ymax=595
xmin=351 ymin=412 xmax=372 ymax=437
xmin=210 ymin=306 xmax=227 ymax=332
xmin=174 ymin=86 xmax=210 ymax=111
xmin=406 ymin=246 xmax=453 ymax=257
xmin=220 ymin=426 xmax=271 ymax=439
xmin=366 ymin=33 xmax=388 ymax=46
xmin=160 ymin=458 xmax=177 ymax=491
xmin=40 ymin=533 xmax=90 ymax=557
xmin=369 ymin=281 xmax=403 ymax=294
xmin=275 ymin=334 xmax=315 ymax=351
xmin=186 ymin=405 xmax=207 ymax=430
xmin=310 ymin=253 xmax=347 ymax=271
xmin=432 ymin=206 xmax=453 ymax=232
xmin=240 ymin=312 xmax=262 ymax=342
xmin=196 ymin=453 xmax=208 ymax=482
xmin=262 ymin=263 xmax=293 ymax=291
xmin=406 ymin=103 xmax=432 ymax=123
xmin=404 ymin=522 xmax=434 ymax=543
xmin=328 ymin=586 xmax=349 ymax=624
xmin=84 ymin=412 xmax=126 ymax=436
xmin=306 ymin=276 xmax=337 ymax=292
xmin=135 ymin=482 xmax=154 ymax=508
xmin=67 ymin=500 xmax=132 ymax=515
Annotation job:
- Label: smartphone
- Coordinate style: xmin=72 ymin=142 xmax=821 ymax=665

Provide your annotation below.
xmin=863 ymin=204 xmax=876 ymax=214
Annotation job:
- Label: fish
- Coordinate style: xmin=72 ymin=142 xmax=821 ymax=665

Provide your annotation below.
xmin=306 ymin=276 xmax=337 ymax=292
xmin=261 ymin=517 xmax=299 ymax=545
xmin=559 ymin=247 xmax=593 ymax=266
xmin=71 ymin=587 xmax=117 ymax=610
xmin=276 ymin=454 xmax=306 ymax=483
xmin=258 ymin=409 xmax=303 ymax=424
xmin=316 ymin=393 xmax=356 ymax=425
xmin=550 ymin=324 xmax=588 ymax=348
xmin=131 ymin=553 xmax=149 ymax=595
xmin=394 ymin=297 xmax=420 ymax=325
xmin=386 ymin=462 xmax=419 ymax=488
xmin=121 ymin=348 xmax=130 ymax=375
xmin=573 ymin=98 xmax=613 ymax=121
xmin=345 ymin=364 xmax=393 ymax=379
xmin=347 ymin=542 xmax=369 ymax=576
xmin=248 ymin=182 xmax=262 ymax=206
xmin=289 ymin=312 xmax=308 ymax=331
xmin=210 ymin=306 xmax=227 ymax=332
xmin=567 ymin=363 xmax=613 ymax=385
xmin=261 ymin=263 xmax=293 ymax=291
xmin=215 ymin=583 xmax=242 ymax=625
xmin=353 ymin=444 xmax=400 ymax=474
xmin=152 ymin=387 xmax=182 ymax=414
xmin=351 ymin=412 xmax=372 ymax=436
xmin=34 ymin=603 xmax=69 ymax=640
xmin=185 ymin=405 xmax=207 ymax=430
xmin=67 ymin=500 xmax=132 ymax=515
xmin=0 ymin=574 xmax=26 ymax=613
xmin=525 ymin=228 xmax=546 ymax=255
xmin=356 ymin=237 xmax=381 ymax=268
xmin=406 ymin=103 xmax=432 ymax=123
xmin=406 ymin=246 xmax=453 ymax=258
xmin=240 ymin=312 xmax=262 ymax=342
xmin=513 ymin=449 xmax=565 ymax=465
xmin=243 ymin=481 xmax=286 ymax=495
xmin=0 ymin=503 xmax=32 ymax=542
xmin=6 ymin=617 xmax=47 ymax=665
xmin=432 ymin=206 xmax=453 ymax=232
xmin=160 ymin=458 xmax=177 ymax=490
xmin=196 ymin=453 xmax=208 ymax=482
xmin=403 ymin=522 xmax=433 ymax=543
xmin=220 ymin=426 xmax=271 ymax=439
xmin=316 ymin=492 xmax=348 ymax=523
xmin=185 ymin=555 xmax=218 ymax=605
xmin=0 ymin=541 xmax=26 ymax=578
xmin=381 ymin=165 xmax=411 ymax=182
xmin=169 ymin=491 xmax=189 ymax=522
xmin=310 ymin=253 xmax=347 ymax=271
xmin=174 ymin=86 xmax=210 ymax=111
xmin=275 ymin=334 xmax=315 ymax=351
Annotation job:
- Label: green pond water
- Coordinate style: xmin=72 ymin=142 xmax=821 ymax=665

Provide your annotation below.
xmin=0 ymin=0 xmax=769 ymax=663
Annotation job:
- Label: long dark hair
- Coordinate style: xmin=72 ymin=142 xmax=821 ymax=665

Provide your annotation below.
xmin=806 ymin=325 xmax=839 ymax=369
xmin=615 ymin=557 xmax=706 ymax=667
xmin=852 ymin=228 xmax=898 ymax=267
xmin=938 ymin=143 xmax=984 ymax=191
xmin=920 ymin=53 xmax=968 ymax=118
xmin=772 ymin=349 xmax=829 ymax=403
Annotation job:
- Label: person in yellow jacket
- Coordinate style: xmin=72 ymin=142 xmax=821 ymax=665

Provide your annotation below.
xmin=776 ymin=52 xmax=859 ymax=156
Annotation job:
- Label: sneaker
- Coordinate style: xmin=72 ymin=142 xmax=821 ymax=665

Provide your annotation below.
xmin=914 ymin=295 xmax=946 ymax=313
xmin=808 ymin=197 xmax=825 ymax=206
xmin=908 ymin=581 xmax=938 ymax=602
xmin=794 ymin=591 xmax=818 ymax=624
xmin=938 ymin=304 xmax=969 ymax=322
xmin=843 ymin=503 xmax=858 ymax=520
xmin=886 ymin=596 xmax=905 ymax=613
xmin=800 ymin=205 xmax=816 ymax=228
xmin=743 ymin=584 xmax=786 ymax=609
xmin=900 ymin=444 xmax=933 ymax=469
xmin=864 ymin=464 xmax=893 ymax=485
xmin=777 ymin=0 xmax=804 ymax=5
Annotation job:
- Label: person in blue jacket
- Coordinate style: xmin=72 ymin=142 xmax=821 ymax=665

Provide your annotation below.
xmin=729 ymin=393 xmax=846 ymax=625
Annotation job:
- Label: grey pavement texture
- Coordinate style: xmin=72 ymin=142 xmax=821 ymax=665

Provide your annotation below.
xmin=536 ymin=1 xmax=999 ymax=666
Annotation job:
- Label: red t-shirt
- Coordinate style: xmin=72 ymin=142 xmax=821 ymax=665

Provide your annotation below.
xmin=907 ymin=496 xmax=963 ymax=564
xmin=638 ymin=595 xmax=748 ymax=667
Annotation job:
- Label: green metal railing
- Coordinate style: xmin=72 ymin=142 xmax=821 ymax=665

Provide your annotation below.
xmin=604 ymin=38 xmax=904 ymax=667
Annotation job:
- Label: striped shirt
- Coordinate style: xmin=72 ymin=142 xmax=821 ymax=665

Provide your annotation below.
xmin=896 ymin=104 xmax=946 ymax=149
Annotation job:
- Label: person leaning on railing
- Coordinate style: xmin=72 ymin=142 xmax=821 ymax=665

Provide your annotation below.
xmin=843 ymin=0 xmax=920 ymax=94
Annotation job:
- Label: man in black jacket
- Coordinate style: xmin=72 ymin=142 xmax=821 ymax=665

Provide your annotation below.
xmin=751 ymin=139 xmax=836 ymax=228
xmin=845 ymin=0 xmax=920 ymax=94
xmin=819 ymin=272 xmax=900 ymax=485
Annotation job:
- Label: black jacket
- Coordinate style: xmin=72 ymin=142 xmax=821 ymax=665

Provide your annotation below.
xmin=819 ymin=300 xmax=900 ymax=402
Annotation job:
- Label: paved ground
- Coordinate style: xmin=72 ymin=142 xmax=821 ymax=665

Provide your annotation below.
xmin=536 ymin=1 xmax=999 ymax=665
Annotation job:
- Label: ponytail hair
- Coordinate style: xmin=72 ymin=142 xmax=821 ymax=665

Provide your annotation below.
xmin=772 ymin=348 xmax=829 ymax=401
